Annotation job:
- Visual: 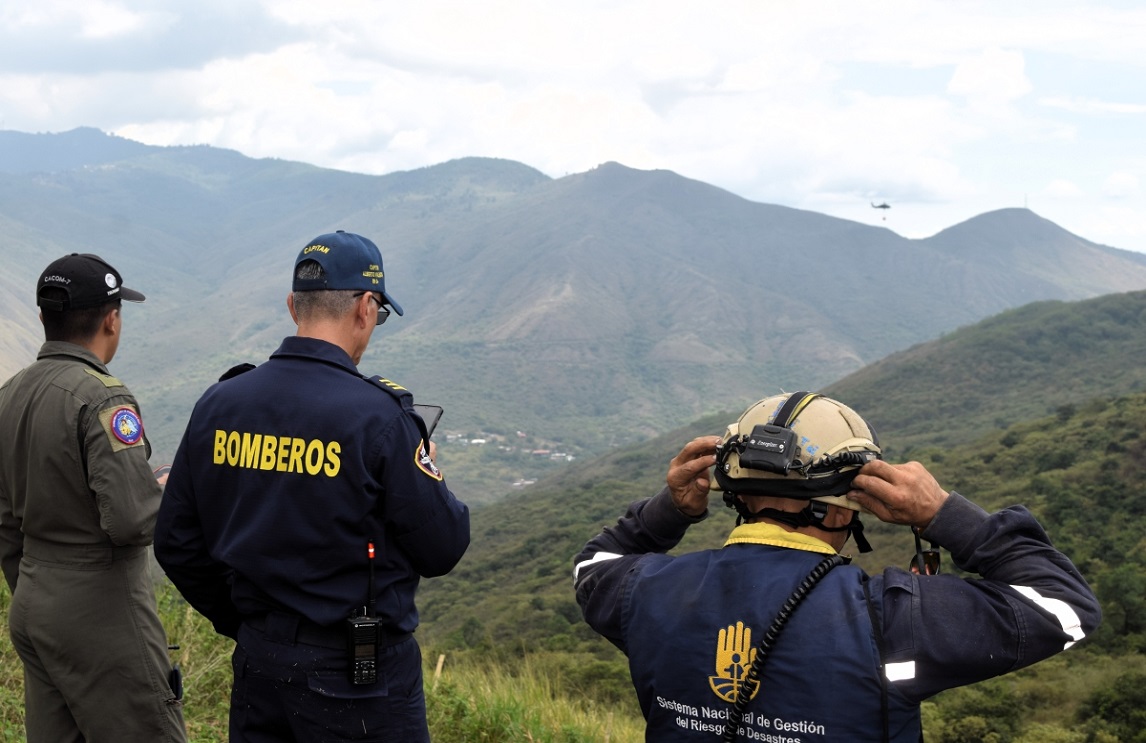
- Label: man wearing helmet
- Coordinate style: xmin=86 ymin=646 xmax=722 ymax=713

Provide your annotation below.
xmin=574 ymin=392 xmax=1100 ymax=742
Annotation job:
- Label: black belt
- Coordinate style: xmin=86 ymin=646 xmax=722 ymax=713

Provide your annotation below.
xmin=244 ymin=612 xmax=412 ymax=650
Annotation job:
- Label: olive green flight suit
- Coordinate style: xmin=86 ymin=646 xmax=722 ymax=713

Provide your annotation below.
xmin=0 ymin=341 xmax=186 ymax=743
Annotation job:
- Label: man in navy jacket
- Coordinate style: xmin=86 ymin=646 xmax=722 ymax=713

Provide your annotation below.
xmin=574 ymin=392 xmax=1100 ymax=742
xmin=156 ymin=231 xmax=469 ymax=743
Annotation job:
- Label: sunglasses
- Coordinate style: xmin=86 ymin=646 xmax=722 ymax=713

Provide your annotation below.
xmin=354 ymin=292 xmax=391 ymax=325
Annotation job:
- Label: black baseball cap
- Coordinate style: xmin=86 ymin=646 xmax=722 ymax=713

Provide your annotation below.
xmin=292 ymin=230 xmax=404 ymax=315
xmin=37 ymin=253 xmax=145 ymax=311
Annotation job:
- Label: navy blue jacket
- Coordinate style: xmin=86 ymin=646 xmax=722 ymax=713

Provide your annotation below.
xmin=574 ymin=489 xmax=1100 ymax=742
xmin=155 ymin=337 xmax=470 ymax=638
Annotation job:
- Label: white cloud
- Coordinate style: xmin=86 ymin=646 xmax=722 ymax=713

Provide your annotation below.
xmin=76 ymin=3 xmax=157 ymax=40
xmin=0 ymin=0 xmax=293 ymax=74
xmin=0 ymin=0 xmax=156 ymax=39
xmin=1103 ymin=172 xmax=1140 ymax=199
xmin=1058 ymin=204 xmax=1146 ymax=249
xmin=1040 ymin=96 xmax=1146 ymax=115
xmin=2 ymin=1 xmax=1146 ymax=251
xmin=947 ymin=48 xmax=1032 ymax=107
xmin=1044 ymin=179 xmax=1084 ymax=199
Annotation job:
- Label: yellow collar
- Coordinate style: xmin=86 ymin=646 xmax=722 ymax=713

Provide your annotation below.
xmin=724 ymin=522 xmax=838 ymax=555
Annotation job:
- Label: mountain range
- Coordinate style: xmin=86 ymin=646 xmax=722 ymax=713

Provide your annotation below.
xmin=3 ymin=127 xmax=1146 ymax=503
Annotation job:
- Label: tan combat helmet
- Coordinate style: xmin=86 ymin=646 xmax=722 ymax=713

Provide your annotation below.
xmin=712 ymin=391 xmax=882 ymax=550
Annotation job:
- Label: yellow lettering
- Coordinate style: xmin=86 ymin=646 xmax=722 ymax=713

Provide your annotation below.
xmin=304 ymin=439 xmax=324 ymax=475
xmin=226 ymin=431 xmax=241 ymax=466
xmin=214 ymin=430 xmax=227 ymax=464
xmin=276 ymin=437 xmax=291 ymax=472
xmin=302 ymin=244 xmax=330 ymax=254
xmin=241 ymin=433 xmax=262 ymax=468
xmin=260 ymin=435 xmax=278 ymax=470
xmin=324 ymin=441 xmax=341 ymax=476
xmin=211 ymin=429 xmax=341 ymax=478
xmin=288 ymin=437 xmax=305 ymax=473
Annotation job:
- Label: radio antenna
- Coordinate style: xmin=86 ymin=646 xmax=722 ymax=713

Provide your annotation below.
xmin=367 ymin=540 xmax=377 ymax=618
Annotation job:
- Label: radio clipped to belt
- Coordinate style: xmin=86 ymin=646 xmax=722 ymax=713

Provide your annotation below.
xmin=347 ymin=539 xmax=381 ymax=685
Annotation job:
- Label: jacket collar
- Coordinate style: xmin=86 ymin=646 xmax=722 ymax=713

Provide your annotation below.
xmin=271 ymin=336 xmax=358 ymax=373
xmin=724 ymin=522 xmax=837 ymax=555
xmin=36 ymin=341 xmax=108 ymax=373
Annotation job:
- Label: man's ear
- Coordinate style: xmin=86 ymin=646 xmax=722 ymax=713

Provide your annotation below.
xmin=356 ymin=292 xmax=373 ymax=328
xmin=287 ymin=293 xmax=298 ymax=325
xmin=103 ymin=305 xmax=120 ymax=335
xmin=826 ymin=503 xmax=855 ymax=528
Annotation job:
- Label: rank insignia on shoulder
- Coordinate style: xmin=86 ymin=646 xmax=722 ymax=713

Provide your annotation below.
xmin=414 ymin=443 xmax=443 ymax=481
xmin=374 ymin=376 xmax=407 ymax=392
xmin=100 ymin=405 xmax=145 ymax=451
xmin=365 ymin=375 xmax=412 ymax=403
xmin=84 ymin=368 xmax=124 ymax=388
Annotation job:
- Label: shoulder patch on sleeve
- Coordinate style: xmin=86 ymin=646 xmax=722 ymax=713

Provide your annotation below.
xmin=84 ymin=368 xmax=124 ymax=388
xmin=99 ymin=405 xmax=146 ymax=451
xmin=414 ymin=443 xmax=443 ymax=481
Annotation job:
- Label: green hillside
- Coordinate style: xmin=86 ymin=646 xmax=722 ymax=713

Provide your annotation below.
xmin=915 ymin=394 xmax=1145 ymax=643
xmin=825 ymin=290 xmax=1146 ymax=454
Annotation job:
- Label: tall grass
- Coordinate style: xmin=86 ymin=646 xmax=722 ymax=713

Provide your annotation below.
xmin=426 ymin=654 xmax=643 ymax=743
xmin=0 ymin=588 xmax=24 ymax=743
xmin=0 ymin=579 xmax=643 ymax=742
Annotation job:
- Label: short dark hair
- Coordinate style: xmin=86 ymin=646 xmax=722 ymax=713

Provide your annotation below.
xmin=40 ymin=288 xmax=120 ymax=343
xmin=292 ymin=260 xmax=358 ymax=321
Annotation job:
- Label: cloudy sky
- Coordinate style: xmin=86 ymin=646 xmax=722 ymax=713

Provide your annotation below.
xmin=2 ymin=0 xmax=1145 ymax=251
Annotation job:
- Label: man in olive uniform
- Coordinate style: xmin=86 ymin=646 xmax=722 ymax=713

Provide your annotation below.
xmin=0 ymin=254 xmax=186 ymax=743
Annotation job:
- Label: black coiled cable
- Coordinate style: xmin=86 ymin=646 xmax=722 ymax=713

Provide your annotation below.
xmin=720 ymin=553 xmax=847 ymax=742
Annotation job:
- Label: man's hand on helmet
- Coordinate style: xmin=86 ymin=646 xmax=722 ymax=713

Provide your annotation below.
xmin=668 ymin=436 xmax=721 ymax=517
xmin=845 ymin=460 xmax=950 ymax=530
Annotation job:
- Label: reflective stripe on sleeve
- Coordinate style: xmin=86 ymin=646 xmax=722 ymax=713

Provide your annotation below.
xmin=573 ymin=551 xmax=623 ymax=583
xmin=886 ymin=661 xmax=916 ymax=682
xmin=1010 ymin=585 xmax=1086 ymax=649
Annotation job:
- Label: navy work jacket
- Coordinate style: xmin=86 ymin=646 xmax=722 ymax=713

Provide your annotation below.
xmin=155 ymin=336 xmax=469 ymax=638
xmin=574 ymin=489 xmax=1101 ymax=742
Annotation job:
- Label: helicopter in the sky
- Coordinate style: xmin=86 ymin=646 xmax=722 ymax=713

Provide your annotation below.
xmin=871 ymin=201 xmax=891 ymax=220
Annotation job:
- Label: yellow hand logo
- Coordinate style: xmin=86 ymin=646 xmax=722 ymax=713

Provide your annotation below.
xmin=709 ymin=621 xmax=759 ymax=703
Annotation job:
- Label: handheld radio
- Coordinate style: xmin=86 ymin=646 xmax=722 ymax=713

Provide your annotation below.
xmin=347 ymin=540 xmax=381 ymax=685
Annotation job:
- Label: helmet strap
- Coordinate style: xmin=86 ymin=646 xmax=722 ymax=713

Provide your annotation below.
xmin=845 ymin=511 xmax=872 ymax=553
xmin=726 ymin=497 xmax=873 ymax=553
xmin=722 ymin=490 xmax=753 ymax=526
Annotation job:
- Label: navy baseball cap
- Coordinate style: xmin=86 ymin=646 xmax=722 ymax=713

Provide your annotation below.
xmin=37 ymin=253 xmax=145 ymax=311
xmin=292 ymin=230 xmax=404 ymax=316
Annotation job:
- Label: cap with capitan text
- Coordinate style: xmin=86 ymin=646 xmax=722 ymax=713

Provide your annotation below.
xmin=37 ymin=253 xmax=145 ymax=311
xmin=292 ymin=230 xmax=404 ymax=315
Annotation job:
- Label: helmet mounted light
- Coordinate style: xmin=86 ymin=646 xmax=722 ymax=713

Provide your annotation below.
xmin=712 ymin=392 xmax=883 ymax=552
xmin=735 ymin=423 xmax=799 ymax=475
